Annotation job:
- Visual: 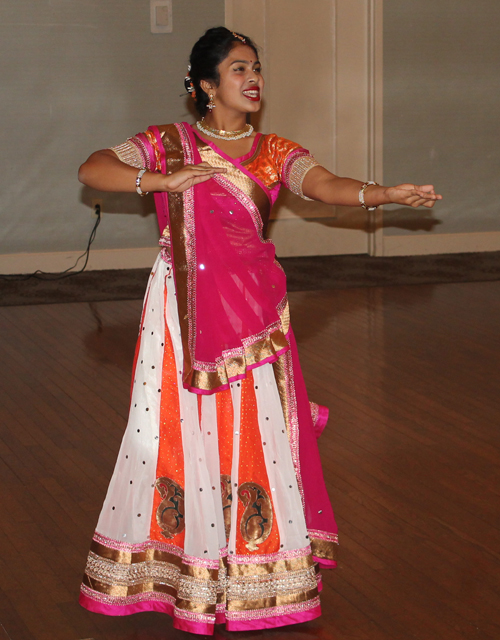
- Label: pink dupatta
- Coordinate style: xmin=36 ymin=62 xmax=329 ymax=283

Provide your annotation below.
xmin=152 ymin=123 xmax=290 ymax=394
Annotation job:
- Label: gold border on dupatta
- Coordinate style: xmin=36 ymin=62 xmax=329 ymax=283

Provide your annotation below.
xmin=187 ymin=327 xmax=289 ymax=392
xmin=154 ymin=124 xmax=193 ymax=380
xmin=310 ymin=536 xmax=339 ymax=562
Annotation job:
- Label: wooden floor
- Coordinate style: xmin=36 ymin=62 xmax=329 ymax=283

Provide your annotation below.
xmin=0 ymin=281 xmax=499 ymax=640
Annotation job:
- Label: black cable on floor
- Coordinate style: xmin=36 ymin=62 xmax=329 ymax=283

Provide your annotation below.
xmin=0 ymin=205 xmax=101 ymax=281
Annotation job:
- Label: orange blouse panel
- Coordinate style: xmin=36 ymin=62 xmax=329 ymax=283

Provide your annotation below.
xmin=244 ymin=134 xmax=302 ymax=189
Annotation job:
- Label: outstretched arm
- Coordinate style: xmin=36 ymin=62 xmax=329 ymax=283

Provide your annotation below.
xmin=78 ymin=149 xmax=226 ymax=194
xmin=302 ymin=166 xmax=442 ymax=209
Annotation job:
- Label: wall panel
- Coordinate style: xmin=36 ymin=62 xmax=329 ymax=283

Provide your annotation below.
xmin=227 ymin=0 xmax=382 ymax=257
xmin=0 ymin=0 xmax=224 ymax=270
xmin=383 ymin=0 xmax=500 ymax=253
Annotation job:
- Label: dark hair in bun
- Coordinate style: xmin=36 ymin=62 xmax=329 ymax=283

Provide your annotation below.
xmin=186 ymin=27 xmax=258 ymax=117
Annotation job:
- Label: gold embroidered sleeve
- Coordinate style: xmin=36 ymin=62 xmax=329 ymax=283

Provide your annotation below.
xmin=285 ymin=154 xmax=321 ymax=201
xmin=110 ymin=140 xmax=144 ymax=169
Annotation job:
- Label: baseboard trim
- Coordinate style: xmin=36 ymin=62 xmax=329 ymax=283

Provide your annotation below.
xmin=0 ymin=247 xmax=160 ymax=275
xmin=383 ymin=231 xmax=500 ymax=256
xmin=3 ymin=232 xmax=500 ymax=274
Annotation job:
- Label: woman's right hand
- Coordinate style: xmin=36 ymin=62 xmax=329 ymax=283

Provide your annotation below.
xmin=160 ymin=163 xmax=227 ymax=193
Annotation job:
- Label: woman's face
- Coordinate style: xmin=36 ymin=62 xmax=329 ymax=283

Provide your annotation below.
xmin=212 ymin=43 xmax=264 ymax=115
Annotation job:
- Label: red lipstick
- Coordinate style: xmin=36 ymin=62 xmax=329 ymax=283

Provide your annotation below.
xmin=242 ymin=88 xmax=260 ymax=101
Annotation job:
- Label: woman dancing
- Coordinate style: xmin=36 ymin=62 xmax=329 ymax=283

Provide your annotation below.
xmin=78 ymin=26 xmax=441 ymax=635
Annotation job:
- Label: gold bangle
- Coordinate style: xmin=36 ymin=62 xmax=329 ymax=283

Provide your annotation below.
xmin=359 ymin=181 xmax=379 ymax=211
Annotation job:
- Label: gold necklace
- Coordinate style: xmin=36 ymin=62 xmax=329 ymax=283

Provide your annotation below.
xmin=196 ymin=120 xmax=254 ymax=141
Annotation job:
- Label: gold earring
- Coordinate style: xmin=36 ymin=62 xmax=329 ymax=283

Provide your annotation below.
xmin=208 ymin=93 xmax=216 ymax=111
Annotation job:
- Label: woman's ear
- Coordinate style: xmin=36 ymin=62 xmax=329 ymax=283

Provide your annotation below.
xmin=200 ymin=79 xmax=214 ymax=95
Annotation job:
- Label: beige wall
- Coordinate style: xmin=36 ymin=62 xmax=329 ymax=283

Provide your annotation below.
xmin=0 ymin=0 xmax=224 ymax=272
xmin=230 ymin=0 xmax=500 ymax=257
xmin=226 ymin=0 xmax=383 ymax=257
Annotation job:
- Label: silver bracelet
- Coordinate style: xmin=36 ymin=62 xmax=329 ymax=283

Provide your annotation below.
xmin=359 ymin=181 xmax=379 ymax=211
xmin=136 ymin=167 xmax=149 ymax=196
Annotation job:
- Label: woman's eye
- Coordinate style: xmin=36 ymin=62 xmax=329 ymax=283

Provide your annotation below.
xmin=233 ymin=66 xmax=245 ymax=72
xmin=254 ymin=67 xmax=262 ymax=74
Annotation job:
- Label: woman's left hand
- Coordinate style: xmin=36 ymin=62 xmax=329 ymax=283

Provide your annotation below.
xmin=384 ymin=184 xmax=443 ymax=209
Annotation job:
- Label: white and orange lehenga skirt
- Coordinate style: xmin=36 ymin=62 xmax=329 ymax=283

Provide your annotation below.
xmin=80 ymin=253 xmax=338 ymax=635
